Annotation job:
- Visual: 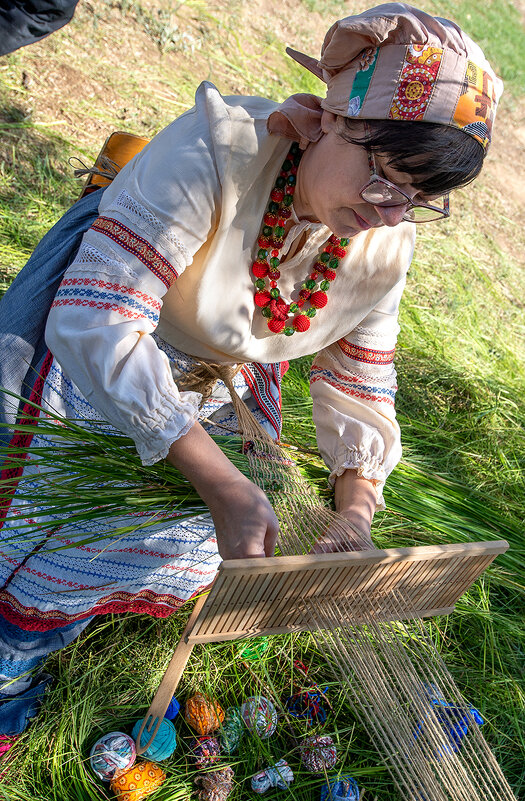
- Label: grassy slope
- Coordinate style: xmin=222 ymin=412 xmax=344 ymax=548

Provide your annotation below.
xmin=0 ymin=0 xmax=524 ymax=798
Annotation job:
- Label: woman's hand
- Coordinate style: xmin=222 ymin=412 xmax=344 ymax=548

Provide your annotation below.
xmin=312 ymin=469 xmax=377 ymax=553
xmin=166 ymin=423 xmax=279 ymax=560
xmin=203 ymin=475 xmax=279 ymax=560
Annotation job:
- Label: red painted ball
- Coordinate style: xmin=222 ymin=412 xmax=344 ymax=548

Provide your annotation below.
xmin=310 ymin=291 xmax=328 ymax=309
xmin=254 ymin=291 xmax=271 ymax=307
xmin=252 ymin=262 xmax=268 ymax=278
xmin=293 ymin=315 xmax=310 ymax=332
xmin=268 ymin=318 xmax=286 ymax=333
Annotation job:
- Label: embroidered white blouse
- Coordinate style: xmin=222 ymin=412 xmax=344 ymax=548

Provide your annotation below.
xmin=45 ymin=82 xmax=415 ymax=507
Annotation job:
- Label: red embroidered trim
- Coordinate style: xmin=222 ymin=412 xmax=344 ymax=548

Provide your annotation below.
xmin=0 ymin=585 xmax=208 ymax=631
xmin=240 ymin=364 xmax=282 ymax=440
xmin=338 ymin=339 xmax=395 ymax=364
xmin=0 ymin=350 xmax=54 ymax=528
xmin=91 ymin=216 xmax=178 ymax=289
xmin=310 ymin=374 xmax=395 ymax=406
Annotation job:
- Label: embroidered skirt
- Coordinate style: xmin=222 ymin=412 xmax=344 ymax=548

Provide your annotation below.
xmin=0 ymin=338 xmax=282 ymax=634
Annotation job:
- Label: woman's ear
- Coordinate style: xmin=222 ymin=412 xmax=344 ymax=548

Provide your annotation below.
xmin=321 ymin=110 xmax=338 ymax=134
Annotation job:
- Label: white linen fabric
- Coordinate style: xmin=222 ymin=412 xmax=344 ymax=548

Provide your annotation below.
xmin=45 ymin=81 xmax=415 ymax=506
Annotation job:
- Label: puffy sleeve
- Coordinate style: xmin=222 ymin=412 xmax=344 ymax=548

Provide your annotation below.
xmin=45 ymin=89 xmax=222 ymax=465
xmin=309 ymin=274 xmax=406 ymax=509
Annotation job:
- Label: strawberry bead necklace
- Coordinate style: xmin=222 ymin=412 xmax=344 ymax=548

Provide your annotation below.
xmin=252 ymin=141 xmax=349 ymax=336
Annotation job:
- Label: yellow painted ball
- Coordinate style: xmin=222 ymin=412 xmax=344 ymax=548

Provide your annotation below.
xmin=110 ymin=759 xmax=166 ymax=801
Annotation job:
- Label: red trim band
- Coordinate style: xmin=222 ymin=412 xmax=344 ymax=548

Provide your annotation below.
xmin=338 ymin=339 xmax=395 ymax=364
xmin=92 ymin=216 xmax=178 ymax=289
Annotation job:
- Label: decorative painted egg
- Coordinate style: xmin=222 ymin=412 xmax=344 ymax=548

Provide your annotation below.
xmin=110 ymin=759 xmax=165 ymax=801
xmin=189 ymin=735 xmax=221 ymax=766
xmin=251 ymin=759 xmax=294 ymax=793
xmin=300 ymin=734 xmax=337 ymax=773
xmin=195 ymin=766 xmax=234 ymax=801
xmin=219 ymin=707 xmax=243 ymax=754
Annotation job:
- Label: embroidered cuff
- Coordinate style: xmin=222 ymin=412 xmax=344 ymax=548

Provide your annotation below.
xmin=133 ymin=390 xmax=202 ymax=466
xmin=329 ymin=447 xmax=387 ymax=510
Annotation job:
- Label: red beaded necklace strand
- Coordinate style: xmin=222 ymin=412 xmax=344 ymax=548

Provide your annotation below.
xmin=252 ymin=142 xmax=349 ymax=336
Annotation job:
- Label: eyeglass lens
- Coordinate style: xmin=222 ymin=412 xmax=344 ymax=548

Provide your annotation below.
xmin=361 ymin=181 xmax=408 ymax=206
xmin=361 ymin=180 xmax=447 ymax=222
xmin=403 ymin=206 xmax=446 ymax=222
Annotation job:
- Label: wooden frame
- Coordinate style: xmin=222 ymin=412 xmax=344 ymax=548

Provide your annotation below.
xmin=135 ymin=540 xmax=508 ymax=754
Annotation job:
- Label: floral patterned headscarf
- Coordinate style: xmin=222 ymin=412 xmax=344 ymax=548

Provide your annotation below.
xmin=269 ymin=2 xmax=502 ymax=151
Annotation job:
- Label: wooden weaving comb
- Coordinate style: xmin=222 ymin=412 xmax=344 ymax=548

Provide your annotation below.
xmin=135 ymin=539 xmax=508 ymax=754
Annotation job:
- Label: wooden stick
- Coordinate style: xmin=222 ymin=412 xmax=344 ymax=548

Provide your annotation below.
xmin=135 ymin=592 xmax=208 ymax=755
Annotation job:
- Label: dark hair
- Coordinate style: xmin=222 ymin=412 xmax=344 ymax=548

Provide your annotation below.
xmin=339 ymin=117 xmax=485 ymax=196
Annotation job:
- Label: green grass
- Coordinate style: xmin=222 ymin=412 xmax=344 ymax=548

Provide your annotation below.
xmin=0 ymin=616 xmax=393 ymax=800
xmin=0 ymin=116 xmax=79 ymax=291
xmin=426 ymin=0 xmax=525 ymax=95
xmin=0 ymin=0 xmax=524 ymax=797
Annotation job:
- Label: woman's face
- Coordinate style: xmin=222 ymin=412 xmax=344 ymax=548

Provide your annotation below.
xmin=293 ymin=112 xmax=431 ymax=237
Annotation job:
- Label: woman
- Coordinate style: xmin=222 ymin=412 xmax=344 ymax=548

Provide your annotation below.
xmin=0 ymin=3 xmax=501 ymax=744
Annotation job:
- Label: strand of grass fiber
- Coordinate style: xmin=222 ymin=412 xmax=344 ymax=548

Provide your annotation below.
xmin=368 ymin=591 xmax=513 ymax=800
xmin=239 ymin=404 xmax=510 ymax=801
xmin=305 ymin=592 xmax=517 ymax=801
xmin=1 ymin=389 xmax=360 ymax=554
xmin=306 ymin=595 xmax=459 ymax=801
xmin=0 ymin=392 xmax=250 ymax=550
xmin=308 ymin=599 xmax=481 ymax=801
xmin=241 ymin=428 xmax=496 ymax=795
xmin=281 ymin=371 xmax=523 ymax=567
xmin=266 ymin=427 xmax=523 ymax=590
xmin=385 ymin=461 xmax=521 ymax=545
xmin=245 ymin=436 xmax=373 ymax=555
xmin=378 ymin=589 xmax=518 ymax=800
xmin=356 ymin=590 xmax=515 ymax=800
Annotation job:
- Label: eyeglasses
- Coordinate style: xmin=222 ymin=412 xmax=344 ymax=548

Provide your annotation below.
xmin=359 ymin=150 xmax=450 ymax=224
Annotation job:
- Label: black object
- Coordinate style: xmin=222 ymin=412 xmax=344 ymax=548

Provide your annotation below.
xmin=0 ymin=0 xmax=80 ymax=56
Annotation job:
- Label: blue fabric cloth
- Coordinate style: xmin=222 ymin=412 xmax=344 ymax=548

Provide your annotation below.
xmin=413 ymin=685 xmax=485 ymax=760
xmin=0 ymin=673 xmax=52 ymax=735
xmin=0 ymin=192 xmax=99 ymax=734
xmin=0 ymin=190 xmax=101 ymax=447
xmin=320 ymin=775 xmax=360 ymax=801
xmin=0 ymin=616 xmax=92 ymax=735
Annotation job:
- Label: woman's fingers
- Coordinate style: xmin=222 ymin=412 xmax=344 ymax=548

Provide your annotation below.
xmin=311 ymin=513 xmax=374 ymax=553
xmin=166 ymin=425 xmax=279 ymax=561
xmin=311 ymin=532 xmax=373 ymax=553
xmin=208 ymin=477 xmax=279 ymax=560
xmin=263 ymin=514 xmax=280 ymax=557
